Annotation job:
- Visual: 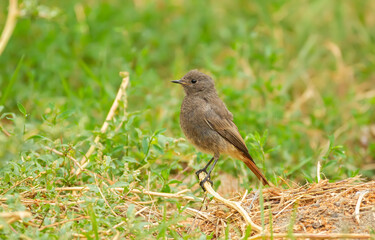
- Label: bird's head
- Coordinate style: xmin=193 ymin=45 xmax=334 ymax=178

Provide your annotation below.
xmin=171 ymin=70 xmax=216 ymax=95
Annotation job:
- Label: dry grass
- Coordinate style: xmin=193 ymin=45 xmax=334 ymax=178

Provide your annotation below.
xmin=1 ymin=174 xmax=374 ymax=239
xmin=194 ymin=176 xmax=375 ymax=239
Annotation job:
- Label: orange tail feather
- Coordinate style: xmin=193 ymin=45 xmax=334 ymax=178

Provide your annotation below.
xmin=243 ymin=158 xmax=270 ymax=186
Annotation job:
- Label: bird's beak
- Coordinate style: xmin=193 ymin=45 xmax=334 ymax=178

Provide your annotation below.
xmin=171 ymin=79 xmax=184 ymax=84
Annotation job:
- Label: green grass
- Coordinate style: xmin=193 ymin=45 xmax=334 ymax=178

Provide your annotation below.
xmin=1 ymin=0 xmax=375 ymax=238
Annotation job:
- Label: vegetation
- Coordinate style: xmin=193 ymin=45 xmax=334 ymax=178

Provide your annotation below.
xmin=0 ymin=0 xmax=374 ymax=238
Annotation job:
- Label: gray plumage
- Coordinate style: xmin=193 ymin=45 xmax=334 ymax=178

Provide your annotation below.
xmin=172 ymin=70 xmax=269 ymax=186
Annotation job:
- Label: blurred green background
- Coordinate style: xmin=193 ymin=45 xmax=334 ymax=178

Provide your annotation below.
xmin=1 ymin=0 xmax=375 ymax=188
xmin=1 ymin=0 xmax=375 ymax=238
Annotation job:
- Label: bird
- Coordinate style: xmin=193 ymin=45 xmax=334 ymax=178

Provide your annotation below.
xmin=172 ymin=70 xmax=270 ymax=190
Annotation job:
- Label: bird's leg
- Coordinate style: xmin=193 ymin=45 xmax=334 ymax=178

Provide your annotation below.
xmin=206 ymin=156 xmax=219 ymax=177
xmin=196 ymin=154 xmax=219 ymax=191
xmin=195 ymin=157 xmax=214 ymax=178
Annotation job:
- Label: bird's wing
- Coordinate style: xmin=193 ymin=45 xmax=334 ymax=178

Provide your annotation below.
xmin=204 ymin=106 xmax=254 ymax=162
xmin=203 ymin=99 xmax=270 ymax=186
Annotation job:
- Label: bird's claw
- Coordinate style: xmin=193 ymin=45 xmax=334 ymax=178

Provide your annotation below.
xmin=199 ymin=176 xmax=213 ymax=192
xmin=195 ymin=169 xmax=213 ymax=191
xmin=195 ymin=168 xmax=207 ymax=178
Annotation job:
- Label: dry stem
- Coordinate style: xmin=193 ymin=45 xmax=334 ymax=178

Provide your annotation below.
xmin=354 ymin=190 xmax=369 ymax=224
xmin=197 ymin=171 xmax=262 ymax=232
xmin=1 ymin=171 xmax=46 ymax=196
xmin=19 ymin=186 xmax=200 ymax=202
xmin=249 ymin=233 xmax=372 ymax=239
xmin=0 ymin=211 xmax=31 ymax=229
xmin=0 ymin=0 xmax=18 ymax=55
xmin=45 ymin=146 xmax=83 ymax=171
xmin=74 ymin=72 xmax=129 ymax=175
xmin=39 ymin=216 xmax=89 ymax=231
xmin=127 ymin=188 xmax=201 ymax=202
xmin=1 ymin=125 xmax=11 ymax=137
xmin=0 ymin=211 xmax=31 ymax=222
xmin=44 ymin=147 xmax=115 ymax=184
xmin=316 ymin=160 xmax=321 ymax=182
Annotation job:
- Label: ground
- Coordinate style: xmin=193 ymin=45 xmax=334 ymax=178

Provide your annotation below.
xmin=0 ymin=0 xmax=375 ymax=239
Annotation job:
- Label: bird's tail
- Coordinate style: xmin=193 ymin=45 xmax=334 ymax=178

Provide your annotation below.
xmin=242 ymin=158 xmax=270 ymax=186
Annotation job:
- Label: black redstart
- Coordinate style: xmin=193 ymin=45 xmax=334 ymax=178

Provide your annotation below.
xmin=172 ymin=70 xmax=270 ymax=190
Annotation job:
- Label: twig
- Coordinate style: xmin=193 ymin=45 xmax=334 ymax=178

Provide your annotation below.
xmin=0 ymin=124 xmax=11 ymax=137
xmin=0 ymin=211 xmax=31 ymax=224
xmin=0 ymin=211 xmax=31 ymax=230
xmin=21 ymin=187 xmax=89 ymax=196
xmin=273 ymin=195 xmax=303 ymax=219
xmin=105 ymin=221 xmax=126 ymax=235
xmin=188 ymin=192 xmax=207 ymax=233
xmin=45 ymin=146 xmax=83 ymax=171
xmin=197 ymin=172 xmax=262 ymax=232
xmin=20 ymin=186 xmax=200 ymax=201
xmin=39 ymin=216 xmax=89 ymax=231
xmin=184 ymin=207 xmax=211 ymax=220
xmin=0 ymin=0 xmax=18 ymax=56
xmin=249 ymin=189 xmax=259 ymax=211
xmin=112 ymin=231 xmax=120 ymax=240
xmin=240 ymin=189 xmax=248 ymax=203
xmin=356 ymin=89 xmax=375 ymax=101
xmin=75 ymin=72 xmax=129 ymax=175
xmin=0 ymin=198 xmax=85 ymax=207
xmin=249 ymin=232 xmax=372 ymax=239
xmin=317 ymin=161 xmax=321 ymax=182
xmin=1 ymin=171 xmax=46 ymax=196
xmin=45 ymin=146 xmax=114 ymax=184
xmin=135 ymin=206 xmax=149 ymax=216
xmin=278 ymin=176 xmax=292 ymax=188
xmin=94 ymin=175 xmax=118 ymax=216
xmin=127 ymin=188 xmax=201 ymax=201
xmin=354 ymin=190 xmax=369 ymax=224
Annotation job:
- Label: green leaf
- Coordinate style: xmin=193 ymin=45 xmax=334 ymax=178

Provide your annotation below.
xmin=127 ymin=204 xmax=135 ymax=218
xmin=17 ymin=102 xmax=27 ymax=116
xmin=153 ymin=143 xmax=164 ymax=154
xmin=154 ymin=128 xmax=166 ymax=136
xmin=123 ymin=156 xmax=139 ymax=163
xmin=324 ymin=160 xmax=338 ymax=168
xmin=260 ymin=129 xmax=268 ymax=146
xmin=86 ymin=184 xmax=99 ymax=193
xmin=161 ymin=184 xmax=171 ymax=193
xmin=56 ymin=110 xmax=74 ymax=120
xmin=87 ymin=204 xmax=99 ymax=240
xmin=79 ymin=60 xmax=103 ymax=87
xmin=161 ymin=168 xmax=170 ymax=180
xmin=110 ymin=181 xmax=129 ymax=188
xmin=168 ymin=179 xmax=182 ymax=184
xmin=0 ymin=56 xmax=24 ymax=105
xmin=287 ymin=157 xmax=312 ymax=176
xmin=26 ymin=134 xmax=51 ymax=142
xmin=142 ymin=137 xmax=149 ymax=154
xmin=0 ymin=112 xmax=15 ymax=120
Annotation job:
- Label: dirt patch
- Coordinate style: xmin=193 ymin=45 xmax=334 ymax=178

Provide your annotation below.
xmin=193 ymin=177 xmax=375 ymax=238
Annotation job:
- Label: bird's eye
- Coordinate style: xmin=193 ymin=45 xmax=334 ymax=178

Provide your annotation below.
xmin=191 ymin=79 xmax=197 ymax=84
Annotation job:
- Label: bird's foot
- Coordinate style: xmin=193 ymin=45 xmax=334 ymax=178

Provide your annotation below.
xmin=195 ymin=168 xmax=207 ymax=178
xmin=199 ymin=176 xmax=213 ymax=191
xmin=195 ymin=169 xmax=213 ymax=191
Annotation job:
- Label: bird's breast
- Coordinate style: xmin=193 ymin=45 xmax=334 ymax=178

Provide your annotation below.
xmin=179 ymin=96 xmax=230 ymax=154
